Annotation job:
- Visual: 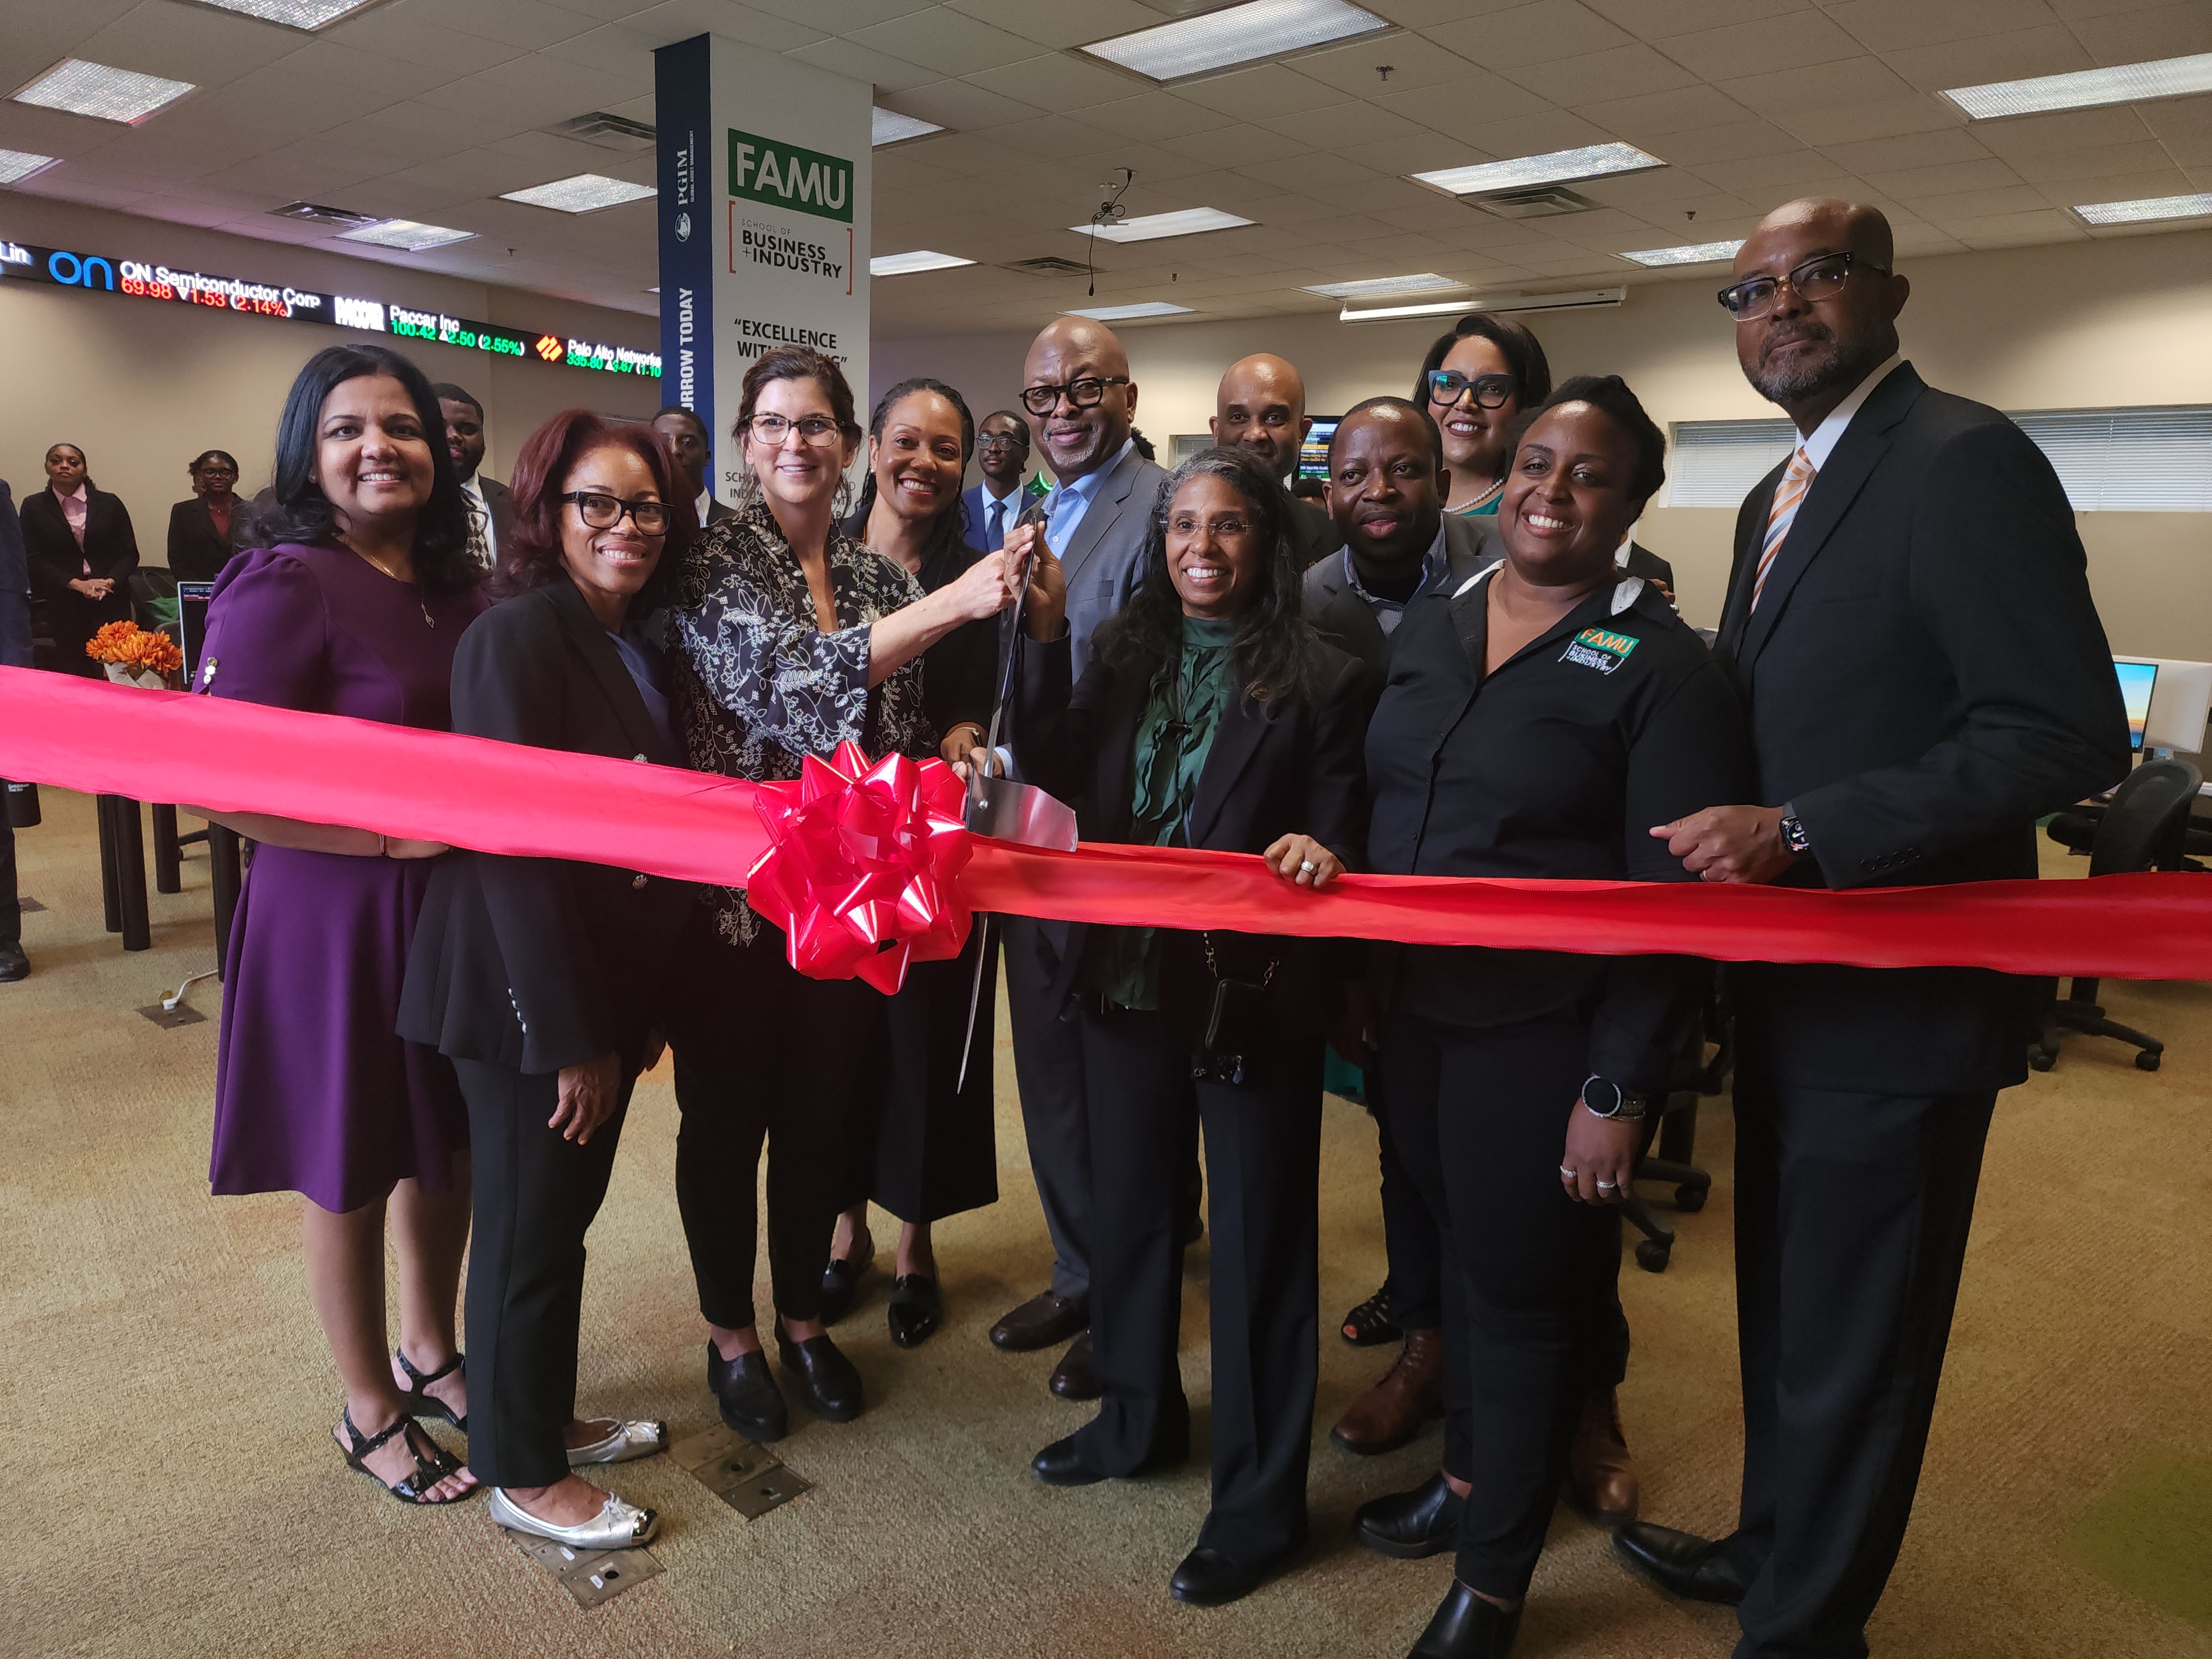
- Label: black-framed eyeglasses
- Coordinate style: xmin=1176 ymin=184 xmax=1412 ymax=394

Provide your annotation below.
xmin=978 ymin=431 xmax=1029 ymax=451
xmin=561 ymin=491 xmax=669 ymax=534
xmin=1427 ymin=370 xmax=1515 ymax=410
xmin=1019 ymin=375 xmax=1129 ymax=417
xmin=745 ymin=412 xmax=843 ymax=445
xmin=1718 ymin=251 xmax=1888 ymax=321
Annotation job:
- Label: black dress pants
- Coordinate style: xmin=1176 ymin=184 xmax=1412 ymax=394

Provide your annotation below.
xmin=664 ymin=911 xmax=880 ymax=1327
xmin=0 ymin=816 xmax=17 ymax=949
xmin=1380 ymin=1011 xmax=1624 ymax=1598
xmin=455 ymin=1057 xmax=634 ymax=1489
xmin=1371 ymin=1085 xmax=1443 ymax=1329
xmin=1005 ymin=917 xmax=1094 ymax=1301
xmin=1071 ymin=1000 xmax=1322 ymax=1565
xmin=1725 ymin=1064 xmax=1997 ymax=1659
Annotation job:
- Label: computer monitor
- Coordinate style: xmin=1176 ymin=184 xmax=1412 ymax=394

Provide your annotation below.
xmin=176 ymin=581 xmax=216 ymax=685
xmin=1297 ymin=417 xmax=1339 ymax=483
xmin=2115 ymin=659 xmax=2158 ymax=753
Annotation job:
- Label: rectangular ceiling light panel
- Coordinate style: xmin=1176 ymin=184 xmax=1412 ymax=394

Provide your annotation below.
xmin=1944 ymin=53 xmax=2212 ymax=120
xmin=191 ymin=0 xmax=382 ymax=27
xmin=1072 ymin=206 xmax=1253 ymax=242
xmin=339 ymin=218 xmax=474 ymax=251
xmin=11 ymin=60 xmax=195 ymax=124
xmin=870 ymin=249 xmax=975 ymax=276
xmin=501 ymin=174 xmax=656 ymax=213
xmin=1412 ymin=143 xmax=1662 ymax=196
xmin=1082 ymin=0 xmax=1389 ymax=82
xmin=1340 ymin=286 xmax=1625 ymax=322
xmin=1620 ymin=239 xmax=1744 ymax=267
xmin=0 ymin=149 xmax=59 ymax=184
xmin=2073 ymin=192 xmax=2212 ymax=225
xmin=1067 ymin=302 xmax=1194 ymax=320
xmin=872 ymin=107 xmax=943 ymax=147
xmin=1303 ymin=273 xmax=1463 ymax=298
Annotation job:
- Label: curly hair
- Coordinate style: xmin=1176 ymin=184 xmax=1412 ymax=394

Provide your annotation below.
xmin=851 ymin=376 xmax=977 ymax=578
xmin=1097 ymin=445 xmax=1323 ymax=710
xmin=254 ymin=344 xmax=477 ymax=597
xmin=1510 ymin=374 xmax=1670 ymax=509
xmin=486 ymin=409 xmax=697 ymax=610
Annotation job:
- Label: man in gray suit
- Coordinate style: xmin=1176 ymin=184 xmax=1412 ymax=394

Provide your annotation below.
xmin=988 ymin=317 xmax=1171 ymax=1399
xmin=0 ymin=477 xmax=32 ymax=980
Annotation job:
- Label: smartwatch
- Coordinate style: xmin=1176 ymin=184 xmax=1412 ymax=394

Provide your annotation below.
xmin=1779 ymin=804 xmax=1812 ymax=858
xmin=1580 ymin=1076 xmax=1650 ymax=1121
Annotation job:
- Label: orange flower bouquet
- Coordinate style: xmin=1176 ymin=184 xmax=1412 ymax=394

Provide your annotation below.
xmin=86 ymin=620 xmax=185 ymax=689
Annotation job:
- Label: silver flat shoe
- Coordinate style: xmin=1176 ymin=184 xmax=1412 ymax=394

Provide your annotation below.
xmin=489 ymin=1485 xmax=659 ymax=1550
xmin=567 ymin=1418 xmax=669 ymax=1467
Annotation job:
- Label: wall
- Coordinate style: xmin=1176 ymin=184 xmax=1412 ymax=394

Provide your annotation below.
xmin=0 ymin=197 xmax=662 ymax=564
xmin=875 ymin=228 xmax=2212 ymax=658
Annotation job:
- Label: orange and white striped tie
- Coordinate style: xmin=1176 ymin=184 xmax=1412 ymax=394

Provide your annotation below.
xmin=1750 ymin=447 xmax=1817 ymax=613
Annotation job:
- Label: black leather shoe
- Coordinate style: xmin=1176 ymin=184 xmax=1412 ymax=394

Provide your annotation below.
xmin=0 ymin=943 xmax=27 ymax=983
xmin=774 ymin=1324 xmax=864 ymax=1423
xmin=886 ymin=1275 xmax=942 ymax=1348
xmin=1030 ymin=1431 xmax=1187 ymax=1487
xmin=1169 ymin=1543 xmax=1293 ymax=1608
xmin=1611 ymin=1522 xmax=1750 ymax=1605
xmin=706 ymin=1340 xmax=786 ymax=1443
xmin=1048 ymin=1332 xmax=1099 ymax=1401
xmin=818 ymin=1234 xmax=874 ymax=1326
xmin=1355 ymin=1472 xmax=1465 ymax=1559
xmin=989 ymin=1290 xmax=1088 ymax=1352
xmin=1409 ymin=1582 xmax=1521 ymax=1658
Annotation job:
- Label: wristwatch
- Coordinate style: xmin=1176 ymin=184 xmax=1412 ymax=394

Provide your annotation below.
xmin=1580 ymin=1076 xmax=1651 ymax=1121
xmin=1779 ymin=804 xmax=1812 ymax=858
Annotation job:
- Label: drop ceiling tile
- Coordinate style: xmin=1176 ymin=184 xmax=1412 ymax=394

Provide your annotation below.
xmin=886 ymin=78 xmax=1044 ymax=132
xmin=1252 ymin=100 xmax=1428 ymax=148
xmin=784 ymin=35 xmax=940 ymax=93
xmin=2139 ymin=98 xmax=2212 ymax=140
xmin=1148 ymin=165 xmax=1301 ymax=205
xmin=1585 ymin=0 xmax=1817 ymax=34
xmin=1720 ymin=53 xmax=1917 ymax=119
xmin=1659 ymin=12 xmax=1866 ymax=82
xmin=2068 ymin=1 xmax=2212 ymax=61
xmin=1577 ymin=85 xmax=1756 ymax=141
xmin=2004 ymin=140 xmax=2178 ymax=182
xmin=963 ymin=53 xmax=1140 ymax=114
xmin=626 ymin=1 xmax=825 ymax=51
xmin=329 ymin=9 xmax=534 ymax=74
xmin=1905 ymin=182 xmax=2052 ymax=218
xmin=2034 ymin=165 xmax=2198 ymax=206
xmin=1824 ymin=0 xmax=2063 ymax=52
xmin=1175 ymin=64 xmax=1347 ymax=122
xmin=435 ymin=0 xmax=602 ymax=51
xmin=1689 ymin=149 xmax=1857 ymax=196
xmin=1235 ymin=150 xmax=1390 ymax=191
xmin=1159 ymin=123 xmax=1309 ymax=170
xmin=1445 ymin=106 xmax=1621 ymax=159
xmin=1860 ymin=156 xmax=2023 ymax=200
xmin=1969 ymin=105 xmax=2154 ymax=154
xmin=1942 ymin=207 xmax=2090 ymax=248
xmin=1081 ymin=93 xmax=1238 ymax=144
xmin=204 ymin=64 xmax=407 ymax=135
xmin=1504 ymin=43 xmax=1702 ymax=105
xmin=1880 ymin=27 xmax=2095 ymax=94
xmin=1818 ymin=128 xmax=1992 ymax=174
xmin=72 ymin=1 xmax=306 ymax=88
xmin=279 ymin=41 xmax=465 ymax=102
xmin=850 ymin=9 xmax=1042 ymax=77
xmin=1773 ymin=96 xmax=1964 ymax=147
xmin=1652 ymin=117 xmax=1805 ymax=166
xmin=943 ymin=0 xmax=1164 ymax=50
xmin=1343 ymin=133 xmax=1492 ymax=174
xmin=357 ymin=97 xmax=520 ymax=153
xmin=1370 ymin=69 xmax=1551 ymax=130
xmin=984 ymin=114 xmax=1129 ymax=163
xmin=1293 ymin=39 xmax=1477 ymax=98
xmin=1423 ymin=1 xmax=1635 ymax=70
xmin=1062 ymin=140 xmax=1218 ymax=186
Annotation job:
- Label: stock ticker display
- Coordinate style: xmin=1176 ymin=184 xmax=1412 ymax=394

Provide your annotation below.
xmin=0 ymin=236 xmax=661 ymax=380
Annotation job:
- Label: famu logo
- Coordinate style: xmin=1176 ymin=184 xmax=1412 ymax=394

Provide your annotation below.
xmin=1561 ymin=627 xmax=1639 ymax=675
xmin=728 ymin=128 xmax=852 ymax=225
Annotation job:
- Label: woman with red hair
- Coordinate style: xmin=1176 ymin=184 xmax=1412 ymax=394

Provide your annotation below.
xmin=400 ymin=407 xmax=701 ymax=1553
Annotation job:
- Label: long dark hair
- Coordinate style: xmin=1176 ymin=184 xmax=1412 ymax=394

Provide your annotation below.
xmin=731 ymin=346 xmax=861 ymax=515
xmin=255 ymin=343 xmax=476 ymax=596
xmin=1099 ymin=446 xmax=1321 ymax=709
xmin=851 ymin=377 xmax=977 ymax=585
xmin=488 ymin=409 xmax=696 ymax=610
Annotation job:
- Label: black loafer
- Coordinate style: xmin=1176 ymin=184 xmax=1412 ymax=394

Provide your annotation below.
xmin=1410 ymin=1582 xmax=1521 ymax=1658
xmin=1048 ymin=1332 xmax=1099 ymax=1401
xmin=0 ymin=943 xmax=28 ymax=983
xmin=1169 ymin=1543 xmax=1292 ymax=1608
xmin=774 ymin=1324 xmax=864 ymax=1422
xmin=1355 ymin=1472 xmax=1465 ymax=1559
xmin=886 ymin=1274 xmax=942 ymax=1349
xmin=1611 ymin=1522 xmax=1750 ymax=1605
xmin=818 ymin=1240 xmax=873 ymax=1326
xmin=706 ymin=1340 xmax=787 ymax=1443
xmin=1030 ymin=1430 xmax=1188 ymax=1487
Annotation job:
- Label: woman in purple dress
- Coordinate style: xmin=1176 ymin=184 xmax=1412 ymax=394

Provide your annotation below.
xmin=193 ymin=344 xmax=487 ymax=1506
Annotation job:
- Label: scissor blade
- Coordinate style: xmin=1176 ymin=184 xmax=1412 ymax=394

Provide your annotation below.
xmin=954 ymin=914 xmax=993 ymax=1095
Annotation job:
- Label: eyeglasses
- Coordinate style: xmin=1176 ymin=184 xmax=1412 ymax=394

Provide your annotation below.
xmin=561 ymin=491 xmax=669 ymax=534
xmin=744 ymin=413 xmax=844 ymax=445
xmin=1169 ymin=513 xmax=1253 ymax=539
xmin=1019 ymin=376 xmax=1130 ymax=418
xmin=978 ymin=431 xmax=1029 ymax=451
xmin=1426 ymin=370 xmax=1515 ymax=410
xmin=1718 ymin=251 xmax=1888 ymax=321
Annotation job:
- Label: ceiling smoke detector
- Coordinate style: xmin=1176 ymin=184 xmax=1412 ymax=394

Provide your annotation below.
xmin=270 ymin=200 xmax=379 ymax=228
xmin=541 ymin=112 xmax=657 ymax=153
xmin=1467 ymin=185 xmax=1601 ymax=220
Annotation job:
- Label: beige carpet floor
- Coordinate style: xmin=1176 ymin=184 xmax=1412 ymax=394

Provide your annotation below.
xmin=2 ymin=789 xmax=2208 ymax=1658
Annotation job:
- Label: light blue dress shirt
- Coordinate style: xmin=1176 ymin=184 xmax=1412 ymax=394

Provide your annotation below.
xmin=977 ymin=484 xmax=1024 ymax=552
xmin=1044 ymin=437 xmax=1135 ymax=554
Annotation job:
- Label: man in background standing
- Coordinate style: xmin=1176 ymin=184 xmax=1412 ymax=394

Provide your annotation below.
xmin=434 ymin=383 xmax=512 ymax=570
xmin=962 ymin=410 xmax=1032 ymax=553
xmin=0 ymin=476 xmax=32 ymax=981
xmin=1212 ymin=352 xmax=1342 ymax=568
xmin=653 ymin=404 xmax=733 ymax=527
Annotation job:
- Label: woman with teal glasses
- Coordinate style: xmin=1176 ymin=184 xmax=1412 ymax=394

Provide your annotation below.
xmin=1414 ymin=312 xmax=1553 ymax=517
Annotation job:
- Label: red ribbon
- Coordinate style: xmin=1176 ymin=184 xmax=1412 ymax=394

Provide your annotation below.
xmin=3 ymin=665 xmax=2208 ymax=984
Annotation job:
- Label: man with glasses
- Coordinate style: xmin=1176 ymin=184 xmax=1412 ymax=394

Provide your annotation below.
xmin=1618 ymin=199 xmax=2129 ymax=1658
xmin=988 ymin=317 xmax=1173 ymax=1405
xmin=961 ymin=410 xmax=1032 ymax=553
xmin=1210 ymin=353 xmax=1342 ymax=568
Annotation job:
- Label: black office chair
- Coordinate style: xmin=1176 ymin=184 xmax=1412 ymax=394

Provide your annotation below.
xmin=1623 ymin=985 xmax=1729 ymax=1273
xmin=2030 ymin=757 xmax=2203 ymax=1073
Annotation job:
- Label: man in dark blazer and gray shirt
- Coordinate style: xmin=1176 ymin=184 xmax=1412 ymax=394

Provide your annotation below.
xmin=987 ymin=317 xmax=1171 ymax=1398
xmin=1620 ymin=199 xmax=2130 ymax=1658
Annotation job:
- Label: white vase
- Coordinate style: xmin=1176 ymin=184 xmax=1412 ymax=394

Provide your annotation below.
xmin=101 ymin=664 xmax=170 ymax=690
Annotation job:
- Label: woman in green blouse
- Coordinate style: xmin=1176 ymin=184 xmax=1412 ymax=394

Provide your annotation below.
xmin=1005 ymin=446 xmax=1369 ymax=1609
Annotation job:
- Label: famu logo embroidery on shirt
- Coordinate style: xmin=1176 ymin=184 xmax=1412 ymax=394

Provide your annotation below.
xmin=1561 ymin=627 xmax=1640 ymax=675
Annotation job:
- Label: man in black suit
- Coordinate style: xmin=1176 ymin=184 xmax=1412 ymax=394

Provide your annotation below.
xmin=1620 ymin=199 xmax=2130 ymax=1658
xmin=0 ymin=478 xmax=30 ymax=981
xmin=1212 ymin=353 xmax=1343 ymax=568
xmin=988 ymin=317 xmax=1172 ymax=1400
xmin=653 ymin=405 xmax=734 ymax=527
xmin=434 ymin=383 xmax=514 ymax=568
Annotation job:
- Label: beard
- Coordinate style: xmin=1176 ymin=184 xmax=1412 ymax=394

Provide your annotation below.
xmin=1745 ymin=318 xmax=1887 ymax=406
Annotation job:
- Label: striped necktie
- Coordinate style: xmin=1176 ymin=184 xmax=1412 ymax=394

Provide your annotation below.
xmin=1749 ymin=447 xmax=1816 ymax=613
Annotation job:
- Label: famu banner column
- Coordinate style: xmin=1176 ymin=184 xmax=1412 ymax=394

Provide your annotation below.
xmin=654 ymin=33 xmax=871 ymax=507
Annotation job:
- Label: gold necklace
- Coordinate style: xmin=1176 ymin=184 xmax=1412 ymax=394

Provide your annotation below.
xmin=345 ymin=540 xmax=435 ymax=627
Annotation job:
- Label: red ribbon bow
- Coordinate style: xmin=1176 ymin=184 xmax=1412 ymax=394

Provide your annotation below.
xmin=744 ymin=740 xmax=974 ymax=995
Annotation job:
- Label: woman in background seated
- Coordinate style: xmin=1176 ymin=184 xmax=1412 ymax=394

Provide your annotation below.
xmin=1415 ymin=312 xmax=1552 ymax=518
xmin=22 ymin=442 xmax=137 ymax=675
xmin=192 ymin=343 xmax=485 ymax=1509
xmin=665 ymin=345 xmax=1022 ymax=1443
xmin=167 ymin=450 xmax=243 ymax=582
xmin=400 ymin=410 xmax=699 ymax=1551
xmin=819 ymin=375 xmax=1004 ymax=1349
xmin=1348 ymin=378 xmax=1752 ymax=1658
xmin=1013 ymin=446 xmax=1367 ymax=1610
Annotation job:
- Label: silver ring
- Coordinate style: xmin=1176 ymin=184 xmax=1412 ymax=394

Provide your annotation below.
xmin=1559 ymin=1166 xmax=1577 ymax=1179
xmin=1596 ymin=1180 xmax=1618 ymax=1191
xmin=1298 ymin=859 xmax=1317 ymax=873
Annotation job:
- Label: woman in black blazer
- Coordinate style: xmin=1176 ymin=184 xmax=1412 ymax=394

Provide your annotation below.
xmin=1008 ymin=445 xmax=1367 ymax=1609
xmin=166 ymin=449 xmax=243 ymax=583
xmin=22 ymin=443 xmax=137 ymax=676
xmin=398 ymin=409 xmax=700 ymax=1556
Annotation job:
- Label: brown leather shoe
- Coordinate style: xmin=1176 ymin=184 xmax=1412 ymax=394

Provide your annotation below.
xmin=1329 ymin=1326 xmax=1442 ymax=1454
xmin=990 ymin=1290 xmax=1089 ymax=1353
xmin=1048 ymin=1332 xmax=1099 ymax=1401
xmin=1563 ymin=1385 xmax=1639 ymax=1527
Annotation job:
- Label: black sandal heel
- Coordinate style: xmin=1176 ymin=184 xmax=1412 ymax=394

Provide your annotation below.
xmin=335 ymin=1409 xmax=475 ymax=1506
xmin=394 ymin=1349 xmax=467 ymax=1432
